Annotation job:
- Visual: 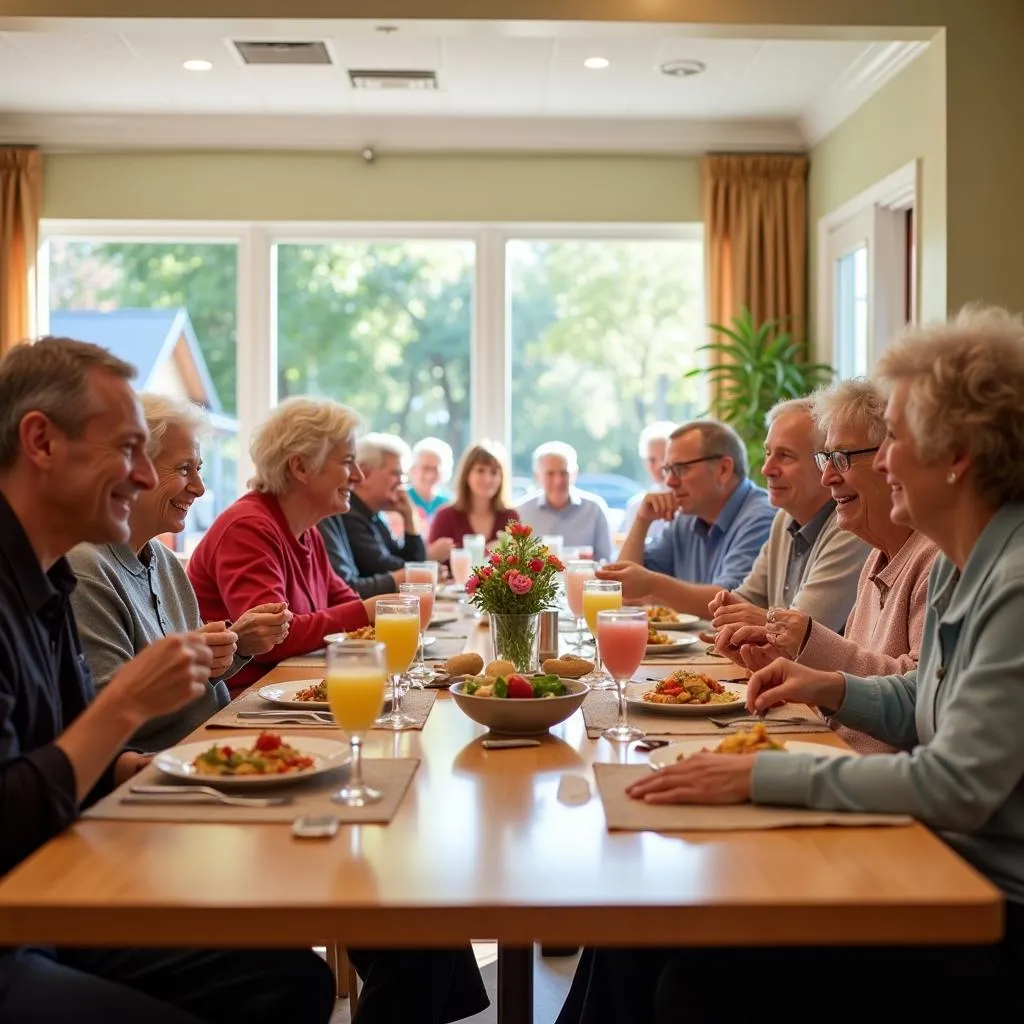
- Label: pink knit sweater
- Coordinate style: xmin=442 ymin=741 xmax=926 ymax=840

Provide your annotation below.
xmin=797 ymin=530 xmax=938 ymax=753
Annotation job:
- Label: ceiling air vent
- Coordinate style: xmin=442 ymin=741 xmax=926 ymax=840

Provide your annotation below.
xmin=234 ymin=41 xmax=332 ymax=66
xmin=349 ymin=69 xmax=438 ymax=90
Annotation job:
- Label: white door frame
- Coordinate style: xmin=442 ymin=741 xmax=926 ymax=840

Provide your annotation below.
xmin=816 ymin=160 xmax=918 ymax=372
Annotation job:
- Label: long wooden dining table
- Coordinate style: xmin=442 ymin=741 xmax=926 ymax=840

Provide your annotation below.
xmin=0 ymin=610 xmax=1003 ymax=1023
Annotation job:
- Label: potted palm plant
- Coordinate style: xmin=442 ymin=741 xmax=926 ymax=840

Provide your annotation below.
xmin=687 ymin=307 xmax=833 ymax=483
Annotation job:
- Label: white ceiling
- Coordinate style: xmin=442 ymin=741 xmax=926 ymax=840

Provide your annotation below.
xmin=0 ymin=19 xmax=930 ymax=153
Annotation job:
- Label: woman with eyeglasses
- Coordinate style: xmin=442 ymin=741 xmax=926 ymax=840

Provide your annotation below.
xmin=713 ymin=377 xmax=937 ymax=753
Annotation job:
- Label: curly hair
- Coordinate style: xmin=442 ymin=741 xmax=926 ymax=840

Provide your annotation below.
xmin=875 ymin=306 xmax=1024 ymax=507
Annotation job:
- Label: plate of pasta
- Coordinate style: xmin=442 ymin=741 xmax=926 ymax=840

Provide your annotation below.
xmin=644 ymin=607 xmax=701 ymax=630
xmin=626 ymin=671 xmax=745 ymax=715
xmin=154 ymin=732 xmax=349 ymax=788
xmin=645 ymin=626 xmax=700 ymax=656
xmin=323 ymin=629 xmax=435 ymax=648
xmin=258 ymin=679 xmax=330 ymax=709
xmin=648 ymin=726 xmax=853 ymax=769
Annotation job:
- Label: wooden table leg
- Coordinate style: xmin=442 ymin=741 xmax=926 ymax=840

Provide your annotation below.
xmin=497 ymin=944 xmax=533 ymax=1024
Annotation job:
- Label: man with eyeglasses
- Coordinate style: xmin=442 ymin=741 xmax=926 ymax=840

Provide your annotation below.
xmin=602 ymin=420 xmax=775 ymax=615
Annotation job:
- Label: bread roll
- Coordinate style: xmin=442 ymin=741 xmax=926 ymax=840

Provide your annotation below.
xmin=443 ymin=652 xmax=484 ymax=677
xmin=484 ymin=659 xmax=517 ymax=677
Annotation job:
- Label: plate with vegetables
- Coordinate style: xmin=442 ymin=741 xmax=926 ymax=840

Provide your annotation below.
xmin=450 ymin=673 xmax=590 ymax=735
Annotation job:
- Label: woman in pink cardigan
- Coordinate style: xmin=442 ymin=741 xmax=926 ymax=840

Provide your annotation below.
xmin=715 ymin=378 xmax=937 ymax=752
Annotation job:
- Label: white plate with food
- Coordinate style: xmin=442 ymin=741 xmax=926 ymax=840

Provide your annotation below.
xmin=258 ymin=679 xmax=332 ymax=709
xmin=323 ymin=630 xmax=435 ymax=648
xmin=647 ymin=611 xmax=702 ymax=631
xmin=645 ymin=636 xmax=700 ymax=656
xmin=153 ymin=732 xmax=350 ymax=788
xmin=649 ymin=732 xmax=854 ymax=769
xmin=625 ymin=672 xmax=746 ymax=715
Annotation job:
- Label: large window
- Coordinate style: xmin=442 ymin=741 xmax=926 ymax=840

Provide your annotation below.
xmin=46 ymin=238 xmax=240 ymax=544
xmin=507 ymin=237 xmax=704 ymax=506
xmin=275 ymin=240 xmax=474 ymax=457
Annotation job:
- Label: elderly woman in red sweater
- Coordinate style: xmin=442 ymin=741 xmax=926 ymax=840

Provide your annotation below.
xmin=188 ymin=397 xmax=376 ymax=696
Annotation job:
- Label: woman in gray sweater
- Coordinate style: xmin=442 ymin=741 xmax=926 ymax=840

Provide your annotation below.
xmin=69 ymin=394 xmax=292 ymax=751
xmin=559 ymin=306 xmax=1024 ymax=1022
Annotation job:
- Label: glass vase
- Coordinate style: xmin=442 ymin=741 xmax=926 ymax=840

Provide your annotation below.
xmin=489 ymin=612 xmax=541 ymax=673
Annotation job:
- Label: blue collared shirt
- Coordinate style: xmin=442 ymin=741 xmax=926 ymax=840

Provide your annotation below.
xmin=516 ymin=488 xmax=612 ymax=561
xmin=643 ymin=478 xmax=775 ymax=588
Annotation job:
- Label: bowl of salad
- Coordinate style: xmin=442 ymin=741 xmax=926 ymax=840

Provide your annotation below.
xmin=449 ymin=672 xmax=589 ymax=735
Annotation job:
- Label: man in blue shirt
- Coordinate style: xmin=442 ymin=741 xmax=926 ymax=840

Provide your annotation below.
xmin=516 ymin=441 xmax=612 ymax=561
xmin=603 ymin=419 xmax=774 ymax=615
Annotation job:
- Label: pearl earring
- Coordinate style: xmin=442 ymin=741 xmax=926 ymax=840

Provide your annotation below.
xmin=947 ymin=472 xmax=957 ymax=485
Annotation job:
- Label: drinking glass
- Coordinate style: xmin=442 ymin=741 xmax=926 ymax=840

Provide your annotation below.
xmin=541 ymin=534 xmax=564 ymax=558
xmin=463 ymin=534 xmax=487 ymax=568
xmin=399 ymin=581 xmax=435 ymax=686
xmin=373 ymin=596 xmax=420 ymax=729
xmin=404 ymin=560 xmax=439 ymax=587
xmin=581 ymin=579 xmax=622 ymax=689
xmin=450 ymin=547 xmax=472 ymax=588
xmin=564 ymin=560 xmax=596 ymax=651
xmin=326 ymin=639 xmax=388 ymax=805
xmin=596 ymin=609 xmax=647 ymax=742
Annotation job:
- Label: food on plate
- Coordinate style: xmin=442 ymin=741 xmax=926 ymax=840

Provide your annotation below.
xmin=462 ymin=672 xmax=567 ymax=699
xmin=191 ymin=732 xmax=316 ymax=776
xmin=642 ymin=670 xmax=737 ymax=705
xmin=484 ymin=659 xmax=517 ymax=677
xmin=645 ymin=605 xmax=679 ymax=623
xmin=647 ymin=625 xmax=671 ymax=645
xmin=293 ymin=679 xmax=328 ymax=702
xmin=542 ymin=655 xmax=594 ymax=678
xmin=443 ymin=652 xmax=485 ymax=677
xmin=346 ymin=625 xmax=376 ymax=640
xmin=709 ymin=723 xmax=786 ymax=755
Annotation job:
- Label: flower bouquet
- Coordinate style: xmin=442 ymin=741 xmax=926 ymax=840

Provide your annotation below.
xmin=464 ymin=522 xmax=564 ymax=672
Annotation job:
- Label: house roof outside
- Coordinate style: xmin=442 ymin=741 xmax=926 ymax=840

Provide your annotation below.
xmin=48 ymin=307 xmax=225 ymax=413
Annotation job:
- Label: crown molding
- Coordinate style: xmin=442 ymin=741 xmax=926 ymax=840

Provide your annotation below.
xmin=0 ymin=111 xmax=805 ymax=155
xmin=799 ymin=40 xmax=929 ymax=147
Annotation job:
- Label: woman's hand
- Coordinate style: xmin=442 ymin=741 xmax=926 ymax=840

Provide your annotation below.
xmin=197 ymin=621 xmax=238 ymax=677
xmin=595 ymin=562 xmax=657 ymax=602
xmin=713 ymin=623 xmax=784 ymax=672
xmin=763 ymin=608 xmax=811 ymax=658
xmin=746 ymin=659 xmax=846 ymax=715
xmin=626 ymin=754 xmax=754 ymax=805
xmin=708 ymin=591 xmax=768 ymax=630
xmin=232 ymin=602 xmax=291 ymax=657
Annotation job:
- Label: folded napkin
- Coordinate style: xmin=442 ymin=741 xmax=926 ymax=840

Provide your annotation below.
xmin=84 ymin=757 xmax=420 ymax=825
xmin=594 ymin=763 xmax=911 ymax=832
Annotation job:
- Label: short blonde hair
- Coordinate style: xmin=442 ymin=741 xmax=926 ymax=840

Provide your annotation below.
xmin=137 ymin=393 xmax=208 ymax=459
xmin=249 ymin=397 xmax=362 ymax=495
xmin=875 ymin=306 xmax=1024 ymax=507
xmin=811 ymin=378 xmax=887 ymax=446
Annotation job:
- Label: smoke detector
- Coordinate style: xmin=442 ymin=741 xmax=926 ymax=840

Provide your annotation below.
xmin=660 ymin=59 xmax=706 ymax=78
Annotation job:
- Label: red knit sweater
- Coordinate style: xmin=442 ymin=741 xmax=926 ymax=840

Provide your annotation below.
xmin=188 ymin=492 xmax=369 ymax=694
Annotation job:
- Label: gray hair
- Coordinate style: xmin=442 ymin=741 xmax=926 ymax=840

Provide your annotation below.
xmin=811 ymin=378 xmax=887 ymax=446
xmin=249 ymin=397 xmax=362 ymax=495
xmin=0 ymin=337 xmax=136 ymax=471
xmin=412 ymin=437 xmax=454 ymax=482
xmin=356 ymin=433 xmax=412 ymax=472
xmin=532 ymin=440 xmax=579 ymax=473
xmin=876 ymin=305 xmax=1024 ymax=507
xmin=671 ymin=419 xmax=748 ymax=479
xmin=637 ymin=420 xmax=677 ymax=459
xmin=765 ymin=397 xmax=824 ymax=449
xmin=137 ymin=393 xmax=209 ymax=459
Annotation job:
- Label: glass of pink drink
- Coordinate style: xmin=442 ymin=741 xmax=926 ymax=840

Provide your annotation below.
xmin=597 ymin=608 xmax=648 ymax=742
xmin=450 ymin=548 xmax=472 ymax=587
xmin=405 ymin=560 xmax=439 ymax=587
xmin=399 ymin=582 xmax=435 ymax=687
xmin=564 ymin=560 xmax=596 ymax=651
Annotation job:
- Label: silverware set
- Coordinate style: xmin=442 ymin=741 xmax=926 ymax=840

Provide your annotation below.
xmin=122 ymin=785 xmax=289 ymax=808
xmin=237 ymin=710 xmax=336 ymax=725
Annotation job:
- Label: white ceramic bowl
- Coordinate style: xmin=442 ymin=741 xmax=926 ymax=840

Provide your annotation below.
xmin=449 ymin=678 xmax=589 ymax=736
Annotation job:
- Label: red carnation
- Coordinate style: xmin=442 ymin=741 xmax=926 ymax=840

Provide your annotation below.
xmin=546 ymin=555 xmax=565 ymax=572
xmin=507 ymin=522 xmax=532 ymax=537
xmin=529 ymin=558 xmax=545 ymax=573
xmin=505 ymin=554 xmax=518 ymax=565
xmin=480 ymin=567 xmax=494 ymax=579
xmin=465 ymin=575 xmax=480 ymax=595
xmin=489 ymin=553 xmax=503 ymax=567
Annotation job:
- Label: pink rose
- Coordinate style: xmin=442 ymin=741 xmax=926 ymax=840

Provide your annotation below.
xmin=507 ymin=572 xmax=533 ymax=596
xmin=465 ymin=575 xmax=480 ymax=595
xmin=529 ymin=558 xmax=545 ymax=573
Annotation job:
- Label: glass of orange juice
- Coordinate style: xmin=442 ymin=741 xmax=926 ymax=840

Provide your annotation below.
xmin=373 ymin=596 xmax=421 ymax=730
xmin=327 ymin=639 xmax=388 ymax=806
xmin=399 ymin=581 xmax=435 ymax=686
xmin=581 ymin=579 xmax=622 ymax=689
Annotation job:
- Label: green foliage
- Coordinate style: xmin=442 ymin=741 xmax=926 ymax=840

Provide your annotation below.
xmin=687 ymin=307 xmax=833 ymax=483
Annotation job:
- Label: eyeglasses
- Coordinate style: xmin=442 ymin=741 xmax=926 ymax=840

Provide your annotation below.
xmin=812 ymin=447 xmax=881 ymax=473
xmin=659 ymin=455 xmax=723 ymax=480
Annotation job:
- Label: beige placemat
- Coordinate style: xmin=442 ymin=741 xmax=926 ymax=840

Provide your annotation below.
xmin=594 ymin=763 xmax=911 ymax=832
xmin=83 ymin=758 xmax=420 ymax=825
xmin=582 ymin=684 xmax=829 ymax=738
xmin=208 ymin=687 xmax=437 ymax=731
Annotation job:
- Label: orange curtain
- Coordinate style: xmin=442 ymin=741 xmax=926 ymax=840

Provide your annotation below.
xmin=0 ymin=148 xmax=43 ymax=357
xmin=701 ymin=152 xmax=808 ymax=357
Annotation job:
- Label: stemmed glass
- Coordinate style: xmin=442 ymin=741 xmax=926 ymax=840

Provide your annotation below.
xmin=373 ymin=596 xmax=420 ymax=730
xmin=564 ymin=560 xmax=596 ymax=651
xmin=580 ymin=579 xmax=622 ymax=690
xmin=596 ymin=609 xmax=647 ymax=742
xmin=326 ymin=639 xmax=388 ymax=805
xmin=399 ymin=581 xmax=435 ymax=687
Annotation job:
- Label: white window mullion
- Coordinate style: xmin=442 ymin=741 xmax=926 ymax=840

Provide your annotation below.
xmin=472 ymin=227 xmax=509 ymax=452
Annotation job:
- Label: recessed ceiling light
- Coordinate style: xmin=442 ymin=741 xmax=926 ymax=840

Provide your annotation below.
xmin=660 ymin=59 xmax=706 ymax=78
xmin=183 ymin=59 xmax=213 ymax=71
xmin=583 ymin=56 xmax=610 ymax=70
